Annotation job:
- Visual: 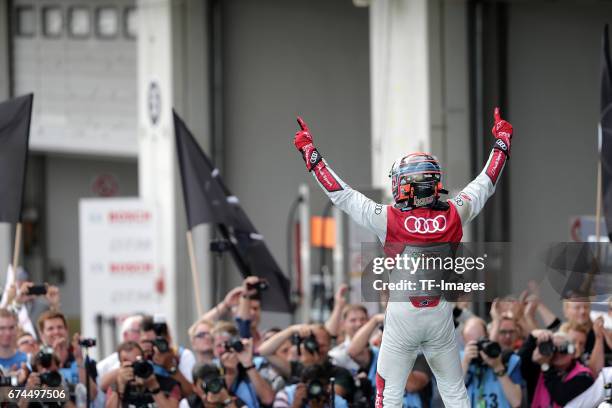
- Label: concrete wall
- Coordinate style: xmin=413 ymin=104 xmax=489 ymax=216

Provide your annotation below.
xmin=220 ymin=0 xmax=370 ymax=325
xmin=45 ymin=156 xmax=138 ymax=317
xmin=506 ymin=1 xmax=612 ymax=300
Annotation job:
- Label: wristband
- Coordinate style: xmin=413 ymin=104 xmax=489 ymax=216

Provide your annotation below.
xmin=149 ymin=387 xmax=162 ymax=395
xmin=493 ymin=138 xmax=510 ymax=157
xmin=301 ymin=144 xmax=322 ymax=172
xmin=243 ymin=364 xmax=256 ymax=371
xmin=494 ymin=368 xmax=506 ymax=377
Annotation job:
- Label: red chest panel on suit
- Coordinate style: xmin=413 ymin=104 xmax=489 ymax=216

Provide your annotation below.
xmin=383 ymin=203 xmax=463 ymax=256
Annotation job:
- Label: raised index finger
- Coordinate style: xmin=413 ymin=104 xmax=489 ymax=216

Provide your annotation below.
xmin=296 ymin=116 xmax=309 ymax=132
xmin=494 ymin=107 xmax=501 ymax=123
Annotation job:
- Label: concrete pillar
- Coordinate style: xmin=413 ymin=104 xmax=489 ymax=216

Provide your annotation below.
xmin=369 ymin=0 xmax=471 ymax=222
xmin=137 ymin=0 xmax=178 ymax=333
xmin=370 ymin=0 xmax=431 ymax=192
xmin=138 ymin=0 xmax=212 ymax=344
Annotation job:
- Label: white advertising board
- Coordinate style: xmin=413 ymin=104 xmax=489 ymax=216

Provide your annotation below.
xmin=79 ymin=198 xmax=171 ymax=356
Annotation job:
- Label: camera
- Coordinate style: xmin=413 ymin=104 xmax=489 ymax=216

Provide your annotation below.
xmin=152 ymin=314 xmax=169 ymax=337
xmin=78 ymin=338 xmax=96 ymax=348
xmin=40 ymin=371 xmax=63 ymax=387
xmin=246 ymin=279 xmax=269 ymax=293
xmin=26 ymin=285 xmax=47 ymax=296
xmin=0 ymin=375 xmax=17 ymax=387
xmin=291 ymin=333 xmax=319 ymax=354
xmin=36 ymin=347 xmax=54 ymax=369
xmin=195 ymin=364 xmax=227 ymax=395
xmin=132 ymin=359 xmax=153 ymax=379
xmin=306 ymin=379 xmax=325 ymax=401
xmin=224 ymin=337 xmax=244 ymax=353
xmin=202 ymin=376 xmax=225 ymax=394
xmin=476 ymin=337 xmax=501 ymax=359
xmin=152 ymin=337 xmax=170 ymax=353
xmin=538 ymin=339 xmax=575 ymax=356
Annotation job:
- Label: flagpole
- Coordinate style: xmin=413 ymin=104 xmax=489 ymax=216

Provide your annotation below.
xmin=12 ymin=223 xmax=22 ymax=271
xmin=186 ymin=230 xmax=204 ymax=316
xmin=596 ymin=159 xmax=603 ymax=243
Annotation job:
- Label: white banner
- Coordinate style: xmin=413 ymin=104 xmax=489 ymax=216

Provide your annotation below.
xmin=79 ymin=198 xmax=168 ymax=357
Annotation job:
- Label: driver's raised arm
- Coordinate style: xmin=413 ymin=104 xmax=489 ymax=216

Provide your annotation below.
xmin=292 ymin=117 xmax=387 ymax=241
xmin=452 ymin=107 xmax=514 ymax=226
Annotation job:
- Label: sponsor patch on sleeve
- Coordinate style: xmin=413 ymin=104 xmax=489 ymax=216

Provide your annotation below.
xmin=485 ymin=149 xmax=506 ymax=185
xmin=313 ymin=162 xmax=343 ymax=192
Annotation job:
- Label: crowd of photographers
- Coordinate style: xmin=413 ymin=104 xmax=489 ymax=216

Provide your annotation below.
xmin=1 ymin=271 xmax=612 ymax=407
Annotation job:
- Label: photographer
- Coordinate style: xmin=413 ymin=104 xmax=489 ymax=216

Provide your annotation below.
xmin=273 ymin=364 xmax=348 ymax=408
xmin=188 ymin=319 xmax=214 ymax=365
xmin=104 ymin=341 xmax=180 ymax=408
xmin=529 ymin=330 xmax=594 ymax=407
xmin=203 ymin=278 xmax=264 ymax=351
xmin=216 ymin=334 xmax=275 ymax=408
xmin=461 ymin=317 xmax=522 ymax=408
xmin=565 ymin=366 xmax=612 ymax=407
xmin=36 ymin=311 xmax=98 ymax=399
xmin=235 ymin=277 xmax=266 ymax=350
xmin=5 ymin=269 xmax=62 ymax=339
xmin=180 ymin=364 xmax=247 ymax=408
xmin=19 ymin=347 xmax=68 ymax=408
xmin=259 ymin=324 xmax=332 ymax=380
xmin=98 ymin=314 xmax=143 ymax=379
xmin=140 ymin=316 xmax=195 ymax=398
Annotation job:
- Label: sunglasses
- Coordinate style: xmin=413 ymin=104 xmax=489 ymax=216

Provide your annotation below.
xmin=194 ymin=332 xmax=211 ymax=339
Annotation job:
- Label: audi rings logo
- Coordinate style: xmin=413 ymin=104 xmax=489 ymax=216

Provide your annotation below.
xmin=495 ymin=139 xmax=508 ymax=151
xmin=404 ymin=215 xmax=447 ymax=234
xmin=309 ymin=151 xmax=319 ymax=163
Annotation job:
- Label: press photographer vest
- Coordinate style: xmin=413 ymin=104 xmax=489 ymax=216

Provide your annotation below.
xmin=531 ymin=361 xmax=592 ymax=408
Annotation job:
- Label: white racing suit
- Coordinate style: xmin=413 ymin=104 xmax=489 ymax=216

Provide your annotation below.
xmin=307 ymin=147 xmax=508 ymax=407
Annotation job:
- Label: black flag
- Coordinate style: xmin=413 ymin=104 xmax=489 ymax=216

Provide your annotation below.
xmin=174 ymin=111 xmax=292 ymax=312
xmin=600 ymin=25 xmax=612 ymax=240
xmin=0 ymin=94 xmax=33 ymax=223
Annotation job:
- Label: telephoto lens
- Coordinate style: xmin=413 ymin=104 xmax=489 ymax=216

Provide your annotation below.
xmin=132 ymin=359 xmax=154 ymax=379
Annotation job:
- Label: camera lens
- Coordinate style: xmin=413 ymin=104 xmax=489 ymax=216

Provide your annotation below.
xmin=538 ymin=340 xmax=555 ymax=357
xmin=132 ymin=360 xmax=153 ymax=379
xmin=153 ymin=337 xmax=170 ymax=353
xmin=203 ymin=377 xmax=225 ymax=394
xmin=307 ymin=380 xmax=324 ymax=400
xmin=40 ymin=371 xmax=63 ymax=387
xmin=476 ymin=337 xmax=501 ymax=359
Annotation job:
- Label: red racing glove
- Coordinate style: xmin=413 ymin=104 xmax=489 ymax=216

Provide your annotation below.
xmin=491 ymin=107 xmax=513 ymax=157
xmin=294 ymin=116 xmax=323 ymax=171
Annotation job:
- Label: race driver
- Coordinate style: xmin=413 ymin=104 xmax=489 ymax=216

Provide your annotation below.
xmin=292 ymin=108 xmax=513 ymax=407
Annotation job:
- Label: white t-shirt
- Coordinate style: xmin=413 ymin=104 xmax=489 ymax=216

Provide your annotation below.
xmin=328 ymin=338 xmax=360 ymax=373
xmin=96 ymin=352 xmax=120 ymax=381
xmin=179 ymin=347 xmax=196 ymax=383
xmin=566 ymin=367 xmax=612 ymax=408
